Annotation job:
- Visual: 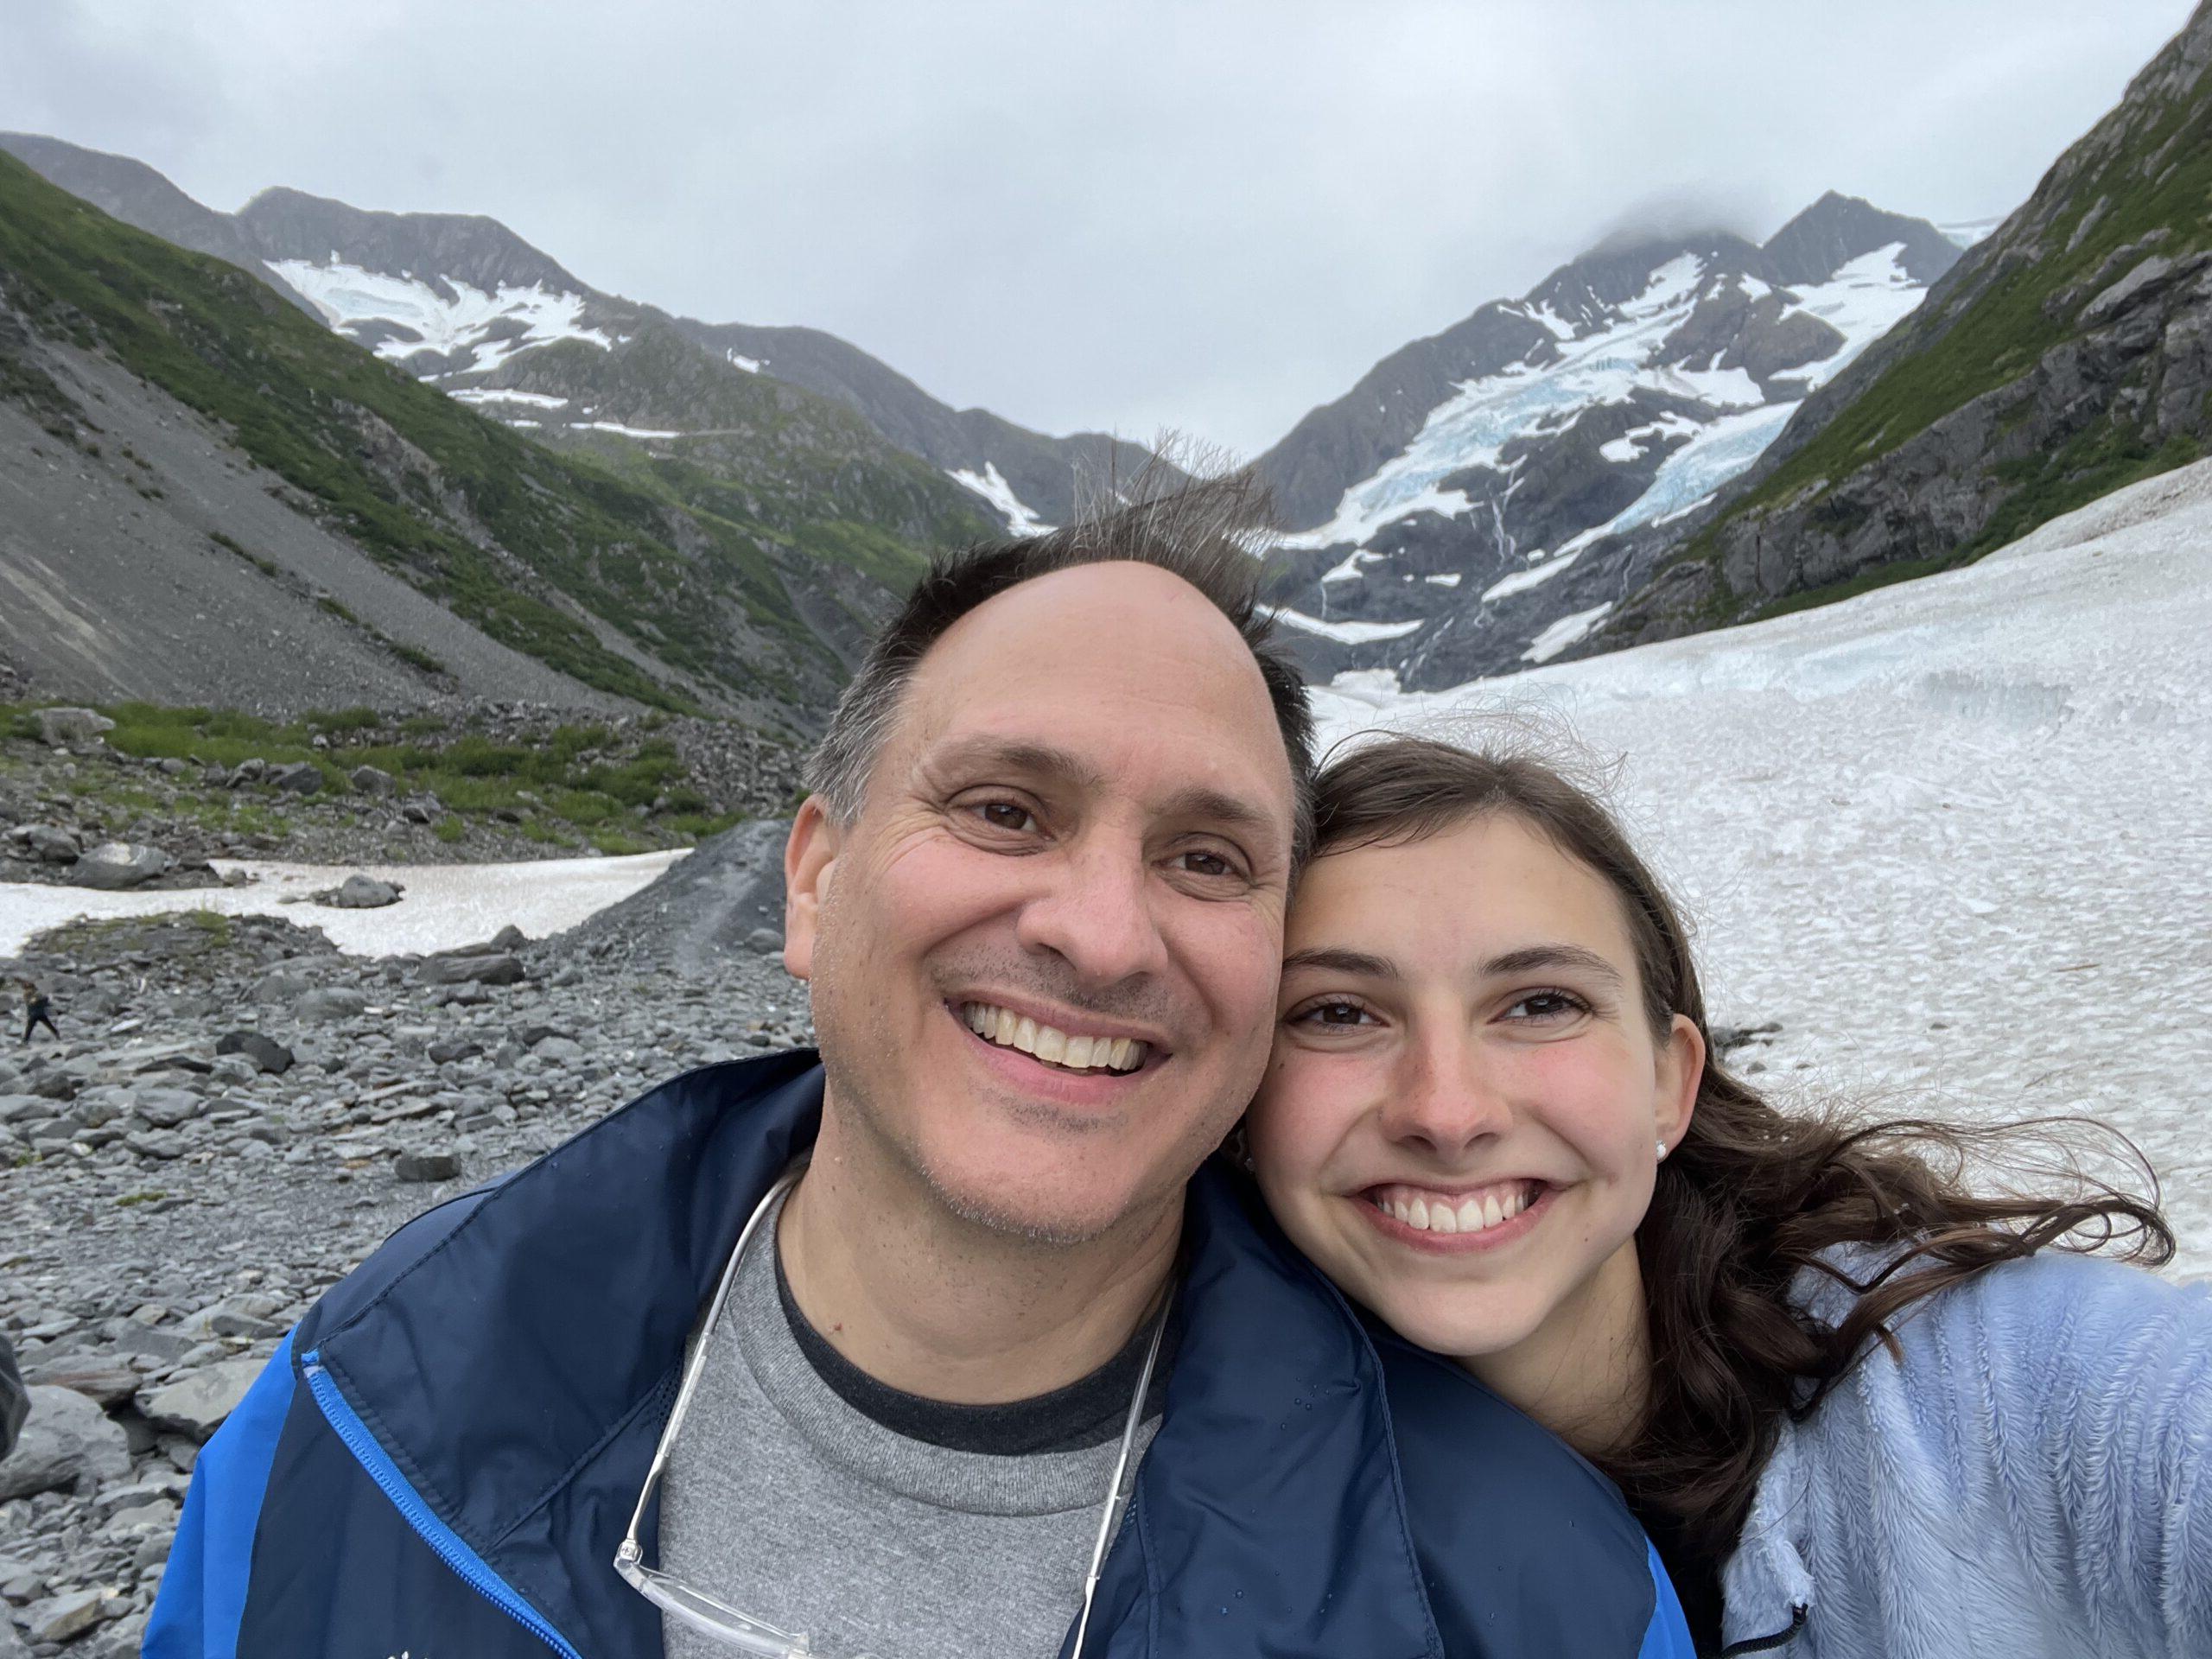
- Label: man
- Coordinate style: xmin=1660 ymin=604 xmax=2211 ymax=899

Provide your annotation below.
xmin=147 ymin=474 xmax=1690 ymax=1657
xmin=18 ymin=978 xmax=57 ymax=1045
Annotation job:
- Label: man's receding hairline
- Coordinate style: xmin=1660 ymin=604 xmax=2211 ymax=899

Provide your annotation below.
xmin=861 ymin=559 xmax=1298 ymax=810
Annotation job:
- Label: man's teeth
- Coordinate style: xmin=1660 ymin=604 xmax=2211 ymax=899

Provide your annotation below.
xmin=962 ymin=1004 xmax=1147 ymax=1074
xmin=1370 ymin=1182 xmax=1536 ymax=1235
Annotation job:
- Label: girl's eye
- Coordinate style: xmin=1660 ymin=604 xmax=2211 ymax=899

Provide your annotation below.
xmin=1505 ymin=990 xmax=1586 ymax=1022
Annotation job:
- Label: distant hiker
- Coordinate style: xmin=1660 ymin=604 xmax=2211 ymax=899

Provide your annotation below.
xmin=17 ymin=979 xmax=56 ymax=1045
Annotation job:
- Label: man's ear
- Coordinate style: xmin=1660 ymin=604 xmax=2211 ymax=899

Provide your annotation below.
xmin=783 ymin=795 xmax=842 ymax=982
xmin=1655 ymin=1014 xmax=1705 ymax=1154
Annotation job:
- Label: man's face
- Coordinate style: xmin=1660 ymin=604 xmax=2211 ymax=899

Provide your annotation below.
xmin=786 ymin=561 xmax=1298 ymax=1243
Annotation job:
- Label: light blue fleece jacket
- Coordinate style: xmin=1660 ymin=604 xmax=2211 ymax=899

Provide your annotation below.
xmin=1719 ymin=1250 xmax=2212 ymax=1656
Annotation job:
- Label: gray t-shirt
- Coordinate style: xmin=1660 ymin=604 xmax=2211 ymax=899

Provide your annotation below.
xmin=658 ymin=1189 xmax=1164 ymax=1659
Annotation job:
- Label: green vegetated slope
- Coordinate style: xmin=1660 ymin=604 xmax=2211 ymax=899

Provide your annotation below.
xmin=0 ymin=151 xmax=982 ymax=719
xmin=1597 ymin=0 xmax=2212 ymax=645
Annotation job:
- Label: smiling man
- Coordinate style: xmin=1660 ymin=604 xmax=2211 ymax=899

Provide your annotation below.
xmin=147 ymin=474 xmax=1692 ymax=1659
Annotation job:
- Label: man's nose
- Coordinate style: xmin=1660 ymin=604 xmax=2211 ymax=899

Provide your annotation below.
xmin=1378 ymin=1027 xmax=1511 ymax=1158
xmin=1013 ymin=833 xmax=1170 ymax=988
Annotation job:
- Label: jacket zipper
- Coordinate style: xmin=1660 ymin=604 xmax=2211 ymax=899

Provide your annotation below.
xmin=1717 ymin=1605 xmax=1808 ymax=1654
xmin=302 ymin=1351 xmax=585 ymax=1659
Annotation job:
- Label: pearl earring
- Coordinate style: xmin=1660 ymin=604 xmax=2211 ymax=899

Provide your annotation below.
xmin=1656 ymin=1139 xmax=1669 ymax=1160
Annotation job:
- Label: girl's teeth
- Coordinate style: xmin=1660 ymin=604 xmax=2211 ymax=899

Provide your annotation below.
xmin=1376 ymin=1184 xmax=1535 ymax=1235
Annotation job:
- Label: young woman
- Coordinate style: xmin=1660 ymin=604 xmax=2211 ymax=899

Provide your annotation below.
xmin=1246 ymin=735 xmax=2210 ymax=1658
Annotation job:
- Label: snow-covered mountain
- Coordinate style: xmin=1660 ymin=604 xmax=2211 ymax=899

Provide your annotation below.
xmin=0 ymin=136 xmax=1155 ymax=532
xmin=1255 ymin=193 xmax=1961 ymax=685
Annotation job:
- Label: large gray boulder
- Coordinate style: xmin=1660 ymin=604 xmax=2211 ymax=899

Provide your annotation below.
xmin=0 ymin=1385 xmax=132 ymax=1499
xmin=137 ymin=1358 xmax=265 ymax=1441
xmin=35 ymin=707 xmax=114 ymax=747
xmin=348 ymin=764 xmax=397 ymax=797
xmin=69 ymin=842 xmax=169 ymax=890
xmin=269 ymin=761 xmax=324 ymax=795
xmin=420 ymin=951 xmax=526 ymax=987
xmin=322 ymin=874 xmax=403 ymax=909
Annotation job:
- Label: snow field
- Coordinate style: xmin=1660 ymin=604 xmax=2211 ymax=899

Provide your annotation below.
xmin=1314 ymin=460 xmax=2212 ymax=1277
xmin=0 ymin=850 xmax=688 ymax=959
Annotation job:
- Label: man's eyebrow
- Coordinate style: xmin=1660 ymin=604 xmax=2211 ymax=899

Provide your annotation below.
xmin=1282 ymin=947 xmax=1401 ymax=979
xmin=928 ymin=738 xmax=1282 ymax=843
xmin=927 ymin=736 xmax=1105 ymax=789
xmin=1160 ymin=784 xmax=1283 ymax=842
xmin=1482 ymin=944 xmax=1625 ymax=987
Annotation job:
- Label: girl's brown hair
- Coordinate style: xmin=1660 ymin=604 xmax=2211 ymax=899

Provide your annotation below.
xmin=1311 ymin=734 xmax=2172 ymax=1564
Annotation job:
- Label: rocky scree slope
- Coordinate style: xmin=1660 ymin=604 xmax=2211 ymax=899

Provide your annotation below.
xmin=0 ymin=899 xmax=814 ymax=1653
xmin=0 ymin=134 xmax=1153 ymax=534
xmin=1254 ymin=192 xmax=1962 ymax=688
xmin=1583 ymin=0 xmax=2212 ymax=652
xmin=0 ymin=152 xmax=963 ymax=728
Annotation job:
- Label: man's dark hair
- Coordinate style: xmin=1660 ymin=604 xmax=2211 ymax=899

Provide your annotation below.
xmin=804 ymin=465 xmax=1317 ymax=863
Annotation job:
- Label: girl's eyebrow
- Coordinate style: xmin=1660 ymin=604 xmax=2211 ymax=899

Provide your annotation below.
xmin=1282 ymin=946 xmax=1399 ymax=979
xmin=1482 ymin=944 xmax=1624 ymax=988
xmin=1282 ymin=943 xmax=1624 ymax=989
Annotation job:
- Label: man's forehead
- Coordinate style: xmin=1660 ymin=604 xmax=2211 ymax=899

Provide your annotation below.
xmin=889 ymin=563 xmax=1294 ymax=828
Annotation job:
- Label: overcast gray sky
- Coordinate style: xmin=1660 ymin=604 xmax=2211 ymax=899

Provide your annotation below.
xmin=4 ymin=1 xmax=2197 ymax=454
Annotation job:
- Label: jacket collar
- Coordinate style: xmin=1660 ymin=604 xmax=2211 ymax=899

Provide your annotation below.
xmin=308 ymin=1053 xmax=1451 ymax=1657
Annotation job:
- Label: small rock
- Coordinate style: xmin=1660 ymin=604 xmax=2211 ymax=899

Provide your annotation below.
xmin=395 ymin=1150 xmax=462 ymax=1183
xmin=131 ymin=1087 xmax=203 ymax=1129
xmin=251 ymin=969 xmax=312 ymax=1004
xmin=22 ymin=1356 xmax=143 ymax=1408
xmin=35 ymin=707 xmax=115 ymax=747
xmin=487 ymin=924 xmax=529 ymax=950
xmin=69 ymin=841 xmax=170 ymax=891
xmin=125 ymin=1128 xmax=189 ymax=1160
xmin=269 ymin=761 xmax=325 ymax=795
xmin=22 ymin=1586 xmax=118 ymax=1643
xmin=17 ymin=823 xmax=80 ymax=863
xmin=0 ymin=1386 xmax=133 ymax=1499
xmin=294 ymin=986 xmax=370 ymax=1022
xmin=348 ymin=764 xmax=397 ymax=797
xmin=137 ymin=1357 xmax=266 ymax=1441
xmin=746 ymin=926 xmax=785 ymax=955
xmin=427 ymin=1039 xmax=483 ymax=1065
xmin=214 ymin=1031 xmax=294 ymax=1075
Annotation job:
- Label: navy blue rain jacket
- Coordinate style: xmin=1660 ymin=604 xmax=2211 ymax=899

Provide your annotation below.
xmin=145 ymin=1052 xmax=1693 ymax=1658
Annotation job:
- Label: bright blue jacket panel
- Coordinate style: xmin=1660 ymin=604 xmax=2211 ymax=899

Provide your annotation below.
xmin=146 ymin=1052 xmax=1694 ymax=1657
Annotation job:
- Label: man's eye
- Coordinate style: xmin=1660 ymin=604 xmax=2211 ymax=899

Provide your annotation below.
xmin=974 ymin=800 xmax=1037 ymax=832
xmin=1176 ymin=849 xmax=1239 ymax=880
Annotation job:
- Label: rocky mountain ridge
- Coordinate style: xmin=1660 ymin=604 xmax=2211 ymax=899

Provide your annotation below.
xmin=1251 ymin=191 xmax=1963 ymax=687
xmin=1577 ymin=0 xmax=2212 ymax=653
xmin=0 ymin=151 xmax=972 ymax=728
xmin=0 ymin=135 xmax=1158 ymax=531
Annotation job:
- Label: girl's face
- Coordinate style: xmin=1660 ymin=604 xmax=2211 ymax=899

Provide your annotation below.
xmin=1248 ymin=813 xmax=1701 ymax=1368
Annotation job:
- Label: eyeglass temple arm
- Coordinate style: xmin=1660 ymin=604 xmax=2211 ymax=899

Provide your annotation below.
xmin=621 ymin=1165 xmax=808 ymax=1555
